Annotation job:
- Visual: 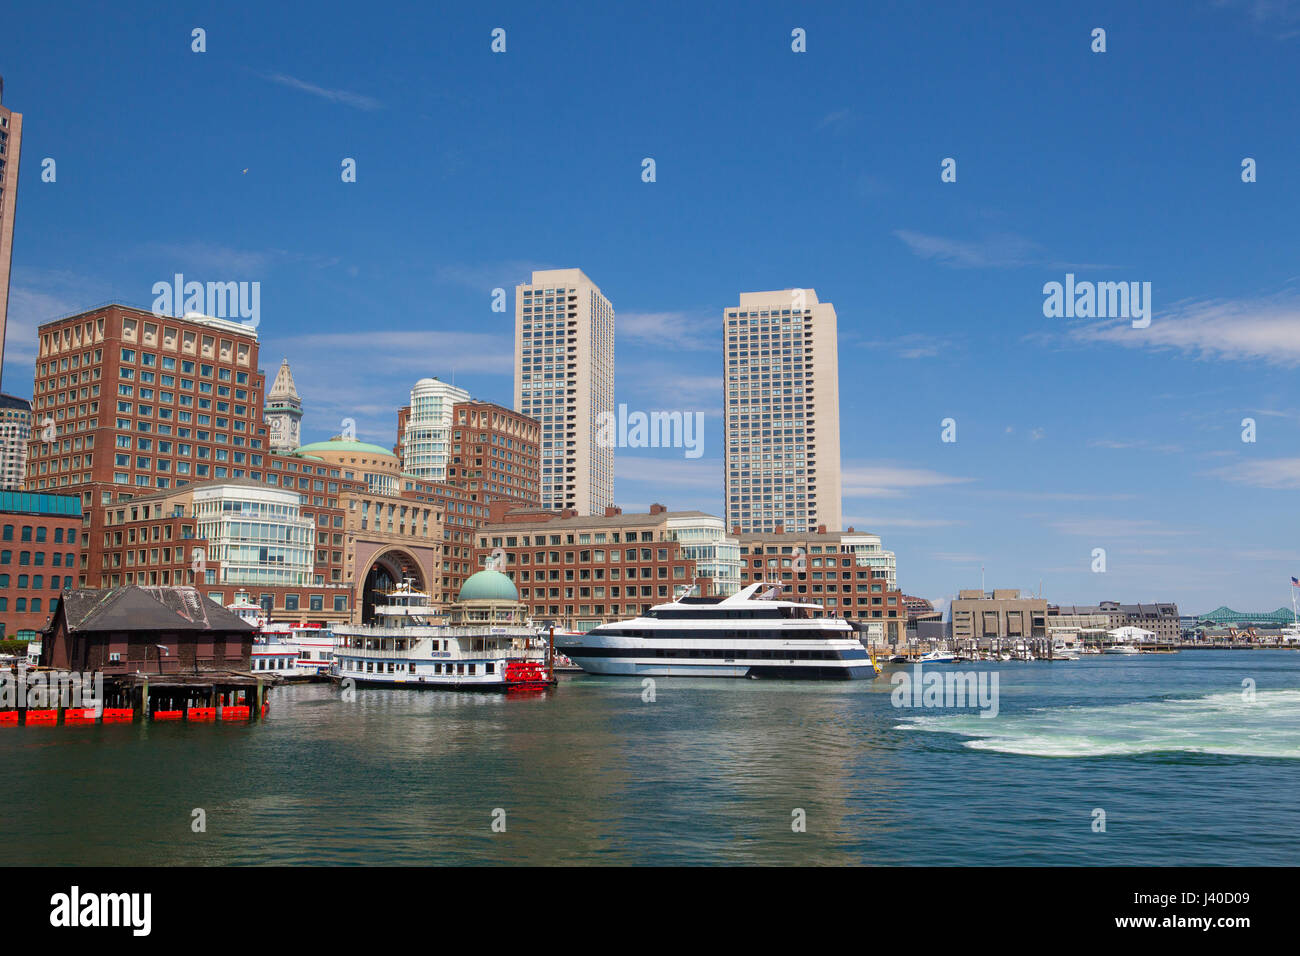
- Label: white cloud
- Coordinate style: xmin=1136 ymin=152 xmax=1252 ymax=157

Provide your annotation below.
xmin=894 ymin=230 xmax=1112 ymax=271
xmin=1207 ymin=457 xmax=1300 ymax=489
xmin=433 ymin=260 xmax=554 ymax=292
xmin=1070 ymin=295 xmax=1300 ymax=365
xmin=841 ymin=463 xmax=973 ymax=498
xmin=844 ymin=515 xmax=965 ymax=529
xmin=618 ymin=310 xmax=716 ymax=351
xmin=260 ymin=72 xmax=383 ymax=111
xmin=1050 ymin=518 xmax=1191 ymax=538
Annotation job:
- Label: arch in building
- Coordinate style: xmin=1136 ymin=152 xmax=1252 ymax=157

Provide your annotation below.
xmin=358 ymin=546 xmax=428 ymax=624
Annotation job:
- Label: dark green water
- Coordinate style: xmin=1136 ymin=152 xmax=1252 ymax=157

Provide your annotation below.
xmin=2 ymin=650 xmax=1297 ymax=865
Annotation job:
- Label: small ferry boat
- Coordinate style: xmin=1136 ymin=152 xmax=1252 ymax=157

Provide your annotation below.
xmin=1049 ymin=641 xmax=1080 ymax=660
xmin=917 ymin=649 xmax=957 ymax=664
xmin=331 ymin=574 xmax=550 ymax=690
xmin=554 ymin=581 xmax=878 ymax=680
xmin=228 ymin=591 xmax=313 ymax=679
xmin=290 ymin=623 xmax=337 ymax=676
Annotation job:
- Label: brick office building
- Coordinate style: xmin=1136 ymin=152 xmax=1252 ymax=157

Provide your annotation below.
xmin=0 ymin=490 xmax=81 ymax=637
xmin=474 ymin=503 xmax=739 ymax=631
xmin=446 ymin=400 xmax=540 ymax=507
xmin=24 ymin=305 xmax=501 ymax=622
xmin=735 ymin=527 xmax=908 ymax=644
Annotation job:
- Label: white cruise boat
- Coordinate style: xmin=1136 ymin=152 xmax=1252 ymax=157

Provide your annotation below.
xmin=291 ymin=623 xmax=337 ymax=676
xmin=554 ymin=582 xmax=879 ymax=680
xmin=227 ymin=591 xmax=313 ymax=679
xmin=332 ymin=574 xmax=550 ymax=690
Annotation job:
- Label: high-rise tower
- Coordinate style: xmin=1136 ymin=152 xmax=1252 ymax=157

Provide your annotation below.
xmin=724 ymin=288 xmax=842 ymax=534
xmin=0 ymin=77 xmax=24 ymax=393
xmin=513 ymin=268 xmax=614 ymax=514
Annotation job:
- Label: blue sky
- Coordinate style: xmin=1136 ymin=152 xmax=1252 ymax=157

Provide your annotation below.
xmin=3 ymin=0 xmax=1299 ymax=614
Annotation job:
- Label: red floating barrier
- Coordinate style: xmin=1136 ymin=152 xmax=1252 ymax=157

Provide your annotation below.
xmin=221 ymin=705 xmax=251 ymax=720
xmin=25 ymin=709 xmax=59 ymax=724
xmin=153 ymin=709 xmax=184 ymax=721
xmin=102 ymin=708 xmax=134 ymax=723
xmin=187 ymin=707 xmax=217 ymax=721
xmin=260 ymin=702 xmax=269 ymax=718
xmin=64 ymin=708 xmax=98 ymax=724
xmin=0 ymin=711 xmax=18 ymax=726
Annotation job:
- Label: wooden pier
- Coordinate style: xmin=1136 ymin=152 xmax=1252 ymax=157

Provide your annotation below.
xmin=1 ymin=667 xmax=274 ymax=725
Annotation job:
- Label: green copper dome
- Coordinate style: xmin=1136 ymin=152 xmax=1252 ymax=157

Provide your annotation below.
xmin=457 ymin=569 xmax=518 ymax=603
xmin=293 ymin=439 xmax=397 ymax=458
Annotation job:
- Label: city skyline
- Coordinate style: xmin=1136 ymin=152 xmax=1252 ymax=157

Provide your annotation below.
xmin=2 ymin=1 xmax=1298 ymax=614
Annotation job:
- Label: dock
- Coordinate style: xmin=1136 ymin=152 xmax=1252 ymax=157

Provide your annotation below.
xmin=1 ymin=667 xmax=277 ymax=725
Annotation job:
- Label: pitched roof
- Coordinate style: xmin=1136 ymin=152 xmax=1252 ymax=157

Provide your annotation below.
xmin=56 ymin=587 xmax=257 ymax=634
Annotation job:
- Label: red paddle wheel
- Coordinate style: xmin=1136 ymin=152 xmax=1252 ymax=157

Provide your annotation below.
xmin=503 ymin=660 xmax=550 ymax=689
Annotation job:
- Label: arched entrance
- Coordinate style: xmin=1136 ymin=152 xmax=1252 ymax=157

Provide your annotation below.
xmin=360 ymin=548 xmax=428 ymax=624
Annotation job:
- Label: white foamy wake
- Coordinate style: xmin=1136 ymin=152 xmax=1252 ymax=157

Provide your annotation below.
xmin=896 ymin=689 xmax=1300 ymax=758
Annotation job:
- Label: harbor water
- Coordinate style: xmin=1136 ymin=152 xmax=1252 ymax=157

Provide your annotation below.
xmin=1 ymin=650 xmax=1296 ymax=865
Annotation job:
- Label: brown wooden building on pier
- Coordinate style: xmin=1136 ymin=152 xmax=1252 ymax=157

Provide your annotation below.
xmin=40 ymin=585 xmax=255 ymax=673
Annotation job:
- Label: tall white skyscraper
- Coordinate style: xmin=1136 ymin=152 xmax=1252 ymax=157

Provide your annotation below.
xmin=724 ymin=288 xmax=842 ymax=535
xmin=400 ymin=377 xmax=469 ymax=482
xmin=513 ymin=268 xmax=614 ymax=514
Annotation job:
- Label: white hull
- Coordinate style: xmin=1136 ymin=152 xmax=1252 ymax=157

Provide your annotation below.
xmin=565 ymin=657 xmax=858 ymax=678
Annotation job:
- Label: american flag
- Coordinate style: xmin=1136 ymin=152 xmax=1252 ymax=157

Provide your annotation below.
xmin=1292 ymin=577 xmax=1300 ymax=587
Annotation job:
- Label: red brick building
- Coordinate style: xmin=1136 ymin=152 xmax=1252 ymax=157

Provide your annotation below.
xmin=0 ymin=490 xmax=81 ymax=637
xmin=24 ymin=305 xmax=495 ymax=622
xmin=736 ymin=528 xmax=907 ymax=643
xmin=447 ymin=400 xmax=540 ymax=507
xmin=474 ymin=503 xmax=726 ymax=630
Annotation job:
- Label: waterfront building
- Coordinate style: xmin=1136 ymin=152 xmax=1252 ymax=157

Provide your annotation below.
xmin=665 ymin=513 xmax=741 ymax=596
xmin=0 ymin=392 xmax=31 ymax=489
xmin=24 ymin=305 xmax=492 ymax=622
xmin=446 ymin=399 xmax=541 ymax=507
xmin=474 ymin=502 xmax=737 ymax=631
xmin=40 ymin=585 xmax=255 ymax=673
xmin=0 ymin=490 xmax=81 ymax=639
xmin=724 ymin=288 xmax=842 ymax=535
xmin=513 ymin=268 xmax=614 ymax=515
xmin=263 ymin=358 xmax=303 ymax=454
xmin=190 ymin=483 xmax=314 ymax=587
xmin=0 ymin=77 xmax=22 ymax=392
xmin=735 ymin=527 xmax=905 ymax=642
xmin=1050 ymin=601 xmax=1181 ymax=644
xmin=397 ymin=377 xmax=469 ymax=482
xmin=951 ymin=589 xmax=1049 ymax=642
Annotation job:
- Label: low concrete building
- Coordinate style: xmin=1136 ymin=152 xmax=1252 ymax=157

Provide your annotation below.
xmin=1052 ymin=601 xmax=1180 ymax=643
xmin=951 ymin=589 xmax=1048 ymax=642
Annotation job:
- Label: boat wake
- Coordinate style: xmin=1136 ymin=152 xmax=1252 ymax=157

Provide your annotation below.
xmin=896 ymin=689 xmax=1300 ymax=758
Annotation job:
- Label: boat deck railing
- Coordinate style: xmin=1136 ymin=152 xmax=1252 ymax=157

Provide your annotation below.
xmin=336 ymin=643 xmax=546 ymax=661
